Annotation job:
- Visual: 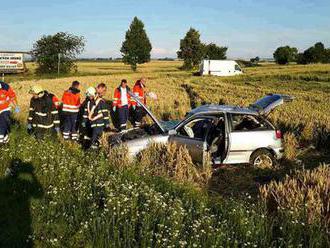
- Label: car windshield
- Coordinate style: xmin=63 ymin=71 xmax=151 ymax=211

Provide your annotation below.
xmin=160 ymin=120 xmax=180 ymax=131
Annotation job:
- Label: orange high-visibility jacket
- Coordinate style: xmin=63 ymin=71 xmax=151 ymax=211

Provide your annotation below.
xmin=131 ymin=81 xmax=146 ymax=106
xmin=62 ymin=87 xmax=81 ymax=113
xmin=113 ymin=86 xmax=131 ymax=108
xmin=0 ymin=81 xmax=16 ymax=113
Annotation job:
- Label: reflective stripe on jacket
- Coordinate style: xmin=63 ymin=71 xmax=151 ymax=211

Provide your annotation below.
xmin=83 ymin=97 xmax=110 ymax=128
xmin=62 ymin=87 xmax=81 ymax=113
xmin=28 ymin=91 xmax=60 ymax=130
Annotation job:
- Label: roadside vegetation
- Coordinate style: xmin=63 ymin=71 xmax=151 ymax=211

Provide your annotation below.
xmin=1 ymin=61 xmax=330 ymax=246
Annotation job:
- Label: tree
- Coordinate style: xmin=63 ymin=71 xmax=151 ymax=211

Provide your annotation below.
xmin=297 ymin=42 xmax=329 ymax=64
xmin=32 ymin=32 xmax=85 ymax=74
xmin=273 ymin=46 xmax=298 ymax=65
xmin=177 ymin=28 xmax=204 ymax=70
xmin=250 ymin=56 xmax=260 ymax=63
xmin=120 ymin=17 xmax=152 ymax=71
xmin=203 ymin=43 xmax=227 ymax=60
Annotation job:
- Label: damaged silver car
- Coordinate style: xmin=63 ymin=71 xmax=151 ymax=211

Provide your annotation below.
xmin=109 ymin=93 xmax=293 ymax=167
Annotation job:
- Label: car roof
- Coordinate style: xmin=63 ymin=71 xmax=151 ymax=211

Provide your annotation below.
xmin=188 ymin=104 xmax=258 ymax=116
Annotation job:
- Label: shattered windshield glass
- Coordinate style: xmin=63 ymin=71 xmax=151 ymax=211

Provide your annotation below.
xmin=160 ymin=120 xmax=180 ymax=131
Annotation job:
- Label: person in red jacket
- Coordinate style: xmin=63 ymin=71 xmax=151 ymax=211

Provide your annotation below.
xmin=131 ymin=78 xmax=147 ymax=127
xmin=0 ymin=81 xmax=18 ymax=145
xmin=52 ymin=95 xmax=61 ymax=110
xmin=113 ymin=79 xmax=131 ymax=131
xmin=61 ymin=81 xmax=81 ymax=140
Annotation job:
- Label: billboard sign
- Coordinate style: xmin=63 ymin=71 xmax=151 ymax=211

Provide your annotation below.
xmin=0 ymin=52 xmax=25 ymax=73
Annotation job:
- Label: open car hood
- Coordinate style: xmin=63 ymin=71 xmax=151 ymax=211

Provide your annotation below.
xmin=128 ymin=91 xmax=166 ymax=133
xmin=249 ymin=94 xmax=294 ymax=116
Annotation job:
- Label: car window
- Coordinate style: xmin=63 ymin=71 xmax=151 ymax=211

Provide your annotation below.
xmin=235 ymin=64 xmax=241 ymax=71
xmin=231 ymin=114 xmax=271 ymax=131
xmin=177 ymin=118 xmax=212 ymax=139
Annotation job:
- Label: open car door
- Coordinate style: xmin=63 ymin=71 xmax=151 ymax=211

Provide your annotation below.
xmin=128 ymin=91 xmax=165 ymax=133
xmin=248 ymin=94 xmax=294 ymax=116
xmin=169 ymin=116 xmax=216 ymax=163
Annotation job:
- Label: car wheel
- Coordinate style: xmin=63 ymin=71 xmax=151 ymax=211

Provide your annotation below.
xmin=250 ymin=149 xmax=275 ymax=168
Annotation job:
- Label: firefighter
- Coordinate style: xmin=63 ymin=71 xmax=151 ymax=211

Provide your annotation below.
xmin=27 ymin=85 xmax=60 ymax=139
xmin=80 ymin=87 xmax=96 ymax=148
xmin=52 ymin=94 xmax=61 ymax=110
xmin=113 ymin=79 xmax=131 ymax=131
xmin=0 ymin=81 xmax=19 ymax=145
xmin=82 ymin=86 xmax=110 ymax=149
xmin=61 ymin=81 xmax=81 ymax=141
xmin=96 ymin=83 xmax=107 ymax=98
xmin=131 ymin=78 xmax=147 ymax=127
xmin=96 ymin=83 xmax=111 ymax=129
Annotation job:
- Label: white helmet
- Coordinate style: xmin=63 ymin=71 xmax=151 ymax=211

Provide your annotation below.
xmin=86 ymin=87 xmax=96 ymax=97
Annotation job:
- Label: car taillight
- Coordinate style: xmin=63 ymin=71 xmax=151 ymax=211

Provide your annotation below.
xmin=275 ymin=130 xmax=282 ymax=139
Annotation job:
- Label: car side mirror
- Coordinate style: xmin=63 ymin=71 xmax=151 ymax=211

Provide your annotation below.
xmin=168 ymin=129 xmax=177 ymax=135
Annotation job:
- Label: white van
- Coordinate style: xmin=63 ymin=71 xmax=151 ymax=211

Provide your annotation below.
xmin=200 ymin=60 xmax=243 ymax=76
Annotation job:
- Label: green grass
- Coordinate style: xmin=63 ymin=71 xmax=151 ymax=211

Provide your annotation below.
xmin=0 ymin=126 xmax=329 ymax=247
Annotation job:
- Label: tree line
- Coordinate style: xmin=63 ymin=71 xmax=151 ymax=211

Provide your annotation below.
xmin=273 ymin=42 xmax=330 ymax=65
xmin=31 ymin=18 xmax=227 ymax=73
xmin=31 ymin=17 xmax=329 ymax=74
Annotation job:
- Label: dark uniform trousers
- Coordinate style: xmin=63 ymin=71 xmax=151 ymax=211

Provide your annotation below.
xmin=133 ymin=106 xmax=146 ymax=127
xmin=62 ymin=113 xmax=79 ymax=140
xmin=0 ymin=111 xmax=11 ymax=144
xmin=118 ymin=105 xmax=129 ymax=130
xmin=91 ymin=127 xmax=104 ymax=148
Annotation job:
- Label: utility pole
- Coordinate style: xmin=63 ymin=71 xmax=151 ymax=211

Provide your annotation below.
xmin=57 ymin=53 xmax=61 ymax=76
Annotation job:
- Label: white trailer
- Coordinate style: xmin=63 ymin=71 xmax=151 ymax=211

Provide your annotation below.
xmin=199 ymin=60 xmax=243 ymax=76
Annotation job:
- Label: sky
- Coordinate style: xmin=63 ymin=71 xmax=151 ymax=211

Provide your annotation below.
xmin=1 ymin=0 xmax=329 ymax=59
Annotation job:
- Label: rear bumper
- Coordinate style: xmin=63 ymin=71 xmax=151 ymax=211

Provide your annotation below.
xmin=273 ymin=147 xmax=284 ymax=160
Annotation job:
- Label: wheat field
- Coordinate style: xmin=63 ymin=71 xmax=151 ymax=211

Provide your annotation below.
xmin=7 ymin=61 xmax=330 ymax=154
xmin=1 ymin=61 xmax=330 ymax=247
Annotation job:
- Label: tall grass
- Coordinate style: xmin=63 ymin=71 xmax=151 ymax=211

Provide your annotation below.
xmin=260 ymin=164 xmax=330 ymax=228
xmin=136 ymin=143 xmax=212 ymax=187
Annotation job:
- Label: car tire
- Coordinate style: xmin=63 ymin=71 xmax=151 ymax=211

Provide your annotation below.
xmin=249 ymin=149 xmax=276 ymax=168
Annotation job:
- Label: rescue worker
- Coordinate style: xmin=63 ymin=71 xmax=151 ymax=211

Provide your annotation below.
xmin=80 ymin=87 xmax=96 ymax=148
xmin=27 ymin=85 xmax=60 ymax=139
xmin=0 ymin=81 xmax=18 ymax=145
xmin=113 ymin=79 xmax=131 ymax=131
xmin=82 ymin=86 xmax=110 ymax=149
xmin=96 ymin=83 xmax=107 ymax=98
xmin=52 ymin=94 xmax=61 ymax=110
xmin=96 ymin=83 xmax=111 ymax=129
xmin=61 ymin=81 xmax=81 ymax=141
xmin=131 ymin=78 xmax=147 ymax=127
